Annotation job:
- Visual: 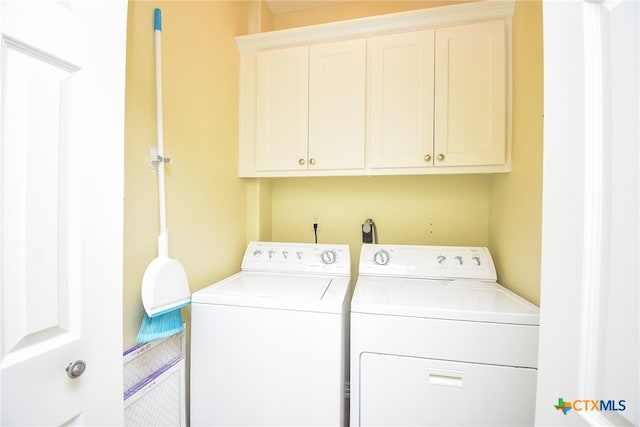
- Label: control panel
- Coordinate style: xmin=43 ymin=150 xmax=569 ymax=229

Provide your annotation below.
xmin=359 ymin=244 xmax=497 ymax=281
xmin=241 ymin=241 xmax=350 ymax=275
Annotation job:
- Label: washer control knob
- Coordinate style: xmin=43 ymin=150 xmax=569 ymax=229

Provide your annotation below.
xmin=374 ymin=250 xmax=390 ymax=266
xmin=321 ymin=250 xmax=337 ymax=264
xmin=437 ymin=255 xmax=446 ymax=264
xmin=472 ymin=256 xmax=481 ymax=266
xmin=455 ymin=256 xmax=463 ymax=265
xmin=253 ymin=249 xmax=262 ymax=257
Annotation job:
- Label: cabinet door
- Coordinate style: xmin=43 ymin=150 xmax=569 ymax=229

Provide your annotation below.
xmin=256 ymin=46 xmax=309 ymax=171
xmin=369 ymin=30 xmax=435 ymax=169
xmin=309 ymin=39 xmax=366 ymax=170
xmin=434 ymin=20 xmax=506 ymax=167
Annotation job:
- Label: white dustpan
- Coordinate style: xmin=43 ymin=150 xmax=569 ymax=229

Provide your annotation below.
xmin=141 ymin=8 xmax=190 ymax=318
xmin=141 ymin=231 xmax=190 ymax=317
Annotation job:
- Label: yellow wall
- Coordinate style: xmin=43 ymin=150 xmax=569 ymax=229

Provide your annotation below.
xmin=123 ymin=0 xmax=544 ymax=350
xmin=267 ymin=0 xmax=544 ymax=303
xmin=123 ymin=1 xmax=249 ymax=349
xmin=271 ymin=175 xmax=490 ymax=276
xmin=489 ymin=0 xmax=543 ymax=305
xmin=273 ymin=0 xmax=477 ymax=29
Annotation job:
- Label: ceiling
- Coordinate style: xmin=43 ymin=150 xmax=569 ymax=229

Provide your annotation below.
xmin=264 ymin=0 xmax=350 ymax=14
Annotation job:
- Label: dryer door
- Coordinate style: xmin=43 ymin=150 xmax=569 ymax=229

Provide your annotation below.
xmin=358 ymin=352 xmax=537 ymax=426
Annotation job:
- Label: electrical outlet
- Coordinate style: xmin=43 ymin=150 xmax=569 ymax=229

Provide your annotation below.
xmin=310 ymin=215 xmax=321 ymax=231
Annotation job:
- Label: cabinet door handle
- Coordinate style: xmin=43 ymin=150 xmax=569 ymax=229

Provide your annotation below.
xmin=309 ymin=158 xmax=316 ymax=166
xmin=437 ymin=153 xmax=445 ymax=161
xmin=298 ymin=158 xmax=305 ymax=165
xmin=424 ymin=154 xmax=432 ymax=162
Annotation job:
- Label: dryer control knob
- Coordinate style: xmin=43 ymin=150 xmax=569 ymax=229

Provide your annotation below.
xmin=321 ymin=250 xmax=337 ymax=264
xmin=374 ymin=250 xmax=390 ymax=266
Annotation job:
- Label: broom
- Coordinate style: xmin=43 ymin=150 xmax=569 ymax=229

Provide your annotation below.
xmin=137 ymin=8 xmax=190 ymax=343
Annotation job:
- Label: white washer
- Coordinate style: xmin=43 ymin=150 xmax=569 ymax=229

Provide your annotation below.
xmin=350 ymin=244 xmax=539 ymax=426
xmin=191 ymin=241 xmax=351 ymax=426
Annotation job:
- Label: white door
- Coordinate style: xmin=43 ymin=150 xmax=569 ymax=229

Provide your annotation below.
xmin=0 ymin=1 xmax=127 ymax=425
xmin=537 ymin=1 xmax=639 ymax=426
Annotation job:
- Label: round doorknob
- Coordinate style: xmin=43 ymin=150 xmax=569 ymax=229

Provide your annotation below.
xmin=309 ymin=158 xmax=316 ymax=166
xmin=437 ymin=153 xmax=445 ymax=161
xmin=424 ymin=154 xmax=432 ymax=162
xmin=298 ymin=158 xmax=305 ymax=165
xmin=66 ymin=360 xmax=87 ymax=379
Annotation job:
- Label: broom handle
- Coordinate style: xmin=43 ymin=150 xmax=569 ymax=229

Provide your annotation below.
xmin=154 ymin=8 xmax=169 ymax=257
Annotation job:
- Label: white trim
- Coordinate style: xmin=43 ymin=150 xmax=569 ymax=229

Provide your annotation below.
xmin=236 ymin=0 xmax=515 ymax=52
xmin=577 ymin=0 xmax=605 ymax=405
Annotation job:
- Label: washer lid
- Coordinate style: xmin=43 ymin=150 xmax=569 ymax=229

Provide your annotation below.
xmin=351 ymin=276 xmax=539 ymax=325
xmin=192 ymin=271 xmax=349 ymax=314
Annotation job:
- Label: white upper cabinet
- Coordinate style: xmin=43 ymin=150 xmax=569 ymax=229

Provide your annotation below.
xmin=309 ymin=39 xmax=366 ymax=171
xmin=256 ymin=46 xmax=309 ymax=171
xmin=255 ymin=40 xmax=365 ymax=172
xmin=236 ymin=1 xmax=514 ymax=177
xmin=369 ymin=30 xmax=435 ymax=169
xmin=434 ymin=20 xmax=506 ymax=167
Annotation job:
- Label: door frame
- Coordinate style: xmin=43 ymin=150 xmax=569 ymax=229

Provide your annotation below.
xmin=536 ymin=0 xmax=639 ymax=425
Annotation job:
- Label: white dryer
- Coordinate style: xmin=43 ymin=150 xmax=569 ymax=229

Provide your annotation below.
xmin=191 ymin=241 xmax=351 ymax=426
xmin=350 ymin=244 xmax=539 ymax=426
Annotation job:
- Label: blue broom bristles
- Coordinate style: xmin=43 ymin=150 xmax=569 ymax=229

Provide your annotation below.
xmin=136 ymin=308 xmax=185 ymax=343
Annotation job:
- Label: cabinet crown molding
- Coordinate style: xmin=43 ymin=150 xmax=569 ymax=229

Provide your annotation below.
xmin=236 ymin=0 xmax=514 ymax=52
